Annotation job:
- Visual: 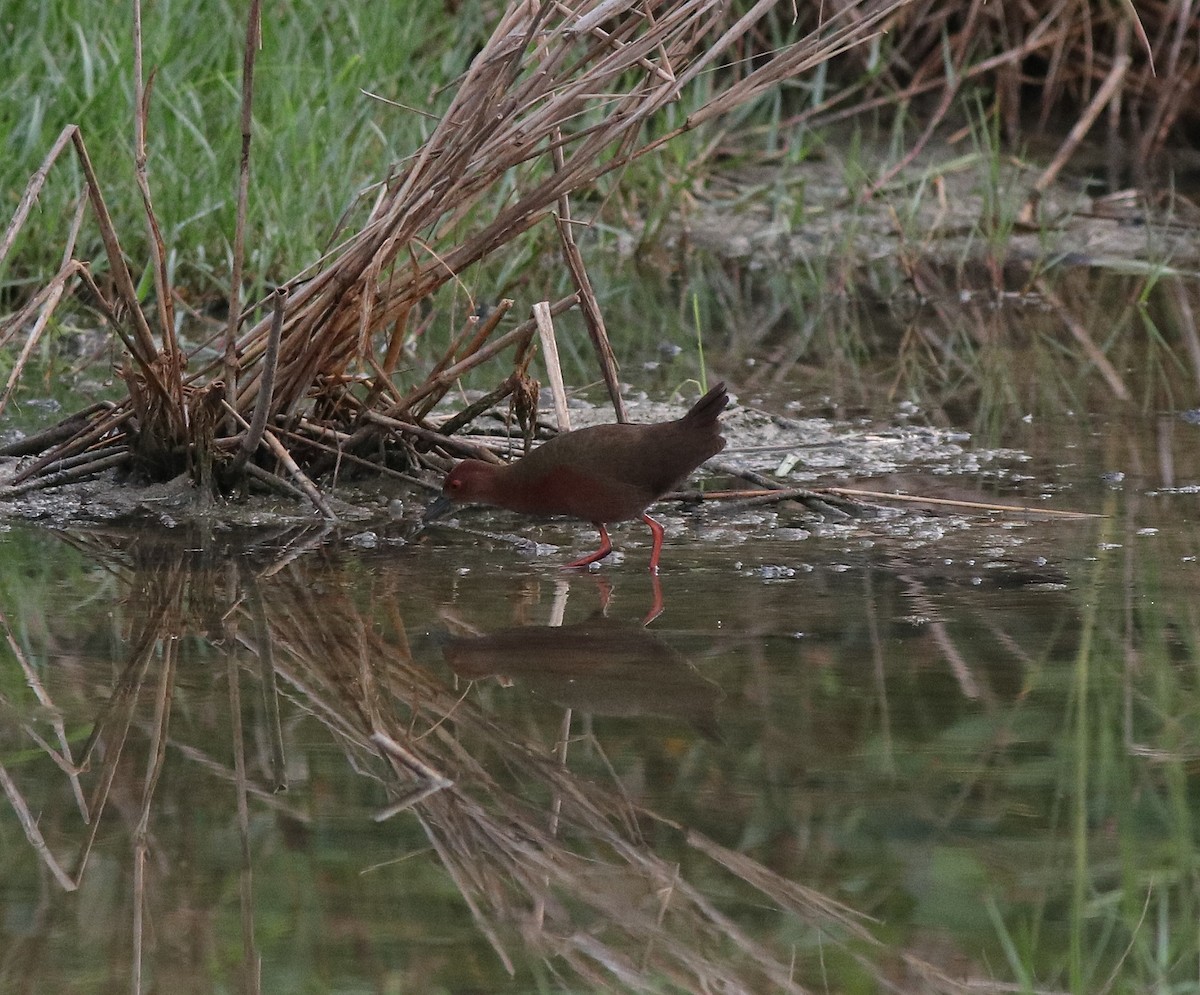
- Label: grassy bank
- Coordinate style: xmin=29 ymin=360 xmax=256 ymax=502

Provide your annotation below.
xmin=2 ymin=0 xmax=485 ymax=299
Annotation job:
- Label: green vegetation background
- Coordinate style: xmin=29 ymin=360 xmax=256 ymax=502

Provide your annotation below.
xmin=2 ymin=0 xmax=488 ymax=300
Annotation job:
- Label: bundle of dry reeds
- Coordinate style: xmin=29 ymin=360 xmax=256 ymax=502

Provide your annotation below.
xmin=0 ymin=0 xmax=908 ymax=513
xmin=3 ymin=0 xmax=1182 ymax=514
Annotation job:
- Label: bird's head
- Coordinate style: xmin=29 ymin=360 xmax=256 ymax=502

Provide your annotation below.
xmin=423 ymin=460 xmax=501 ymax=521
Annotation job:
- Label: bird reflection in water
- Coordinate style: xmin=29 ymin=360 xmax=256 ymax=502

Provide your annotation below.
xmin=440 ymin=608 xmax=723 ymax=742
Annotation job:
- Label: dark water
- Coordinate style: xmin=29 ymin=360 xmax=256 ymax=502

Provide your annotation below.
xmin=2 ymin=398 xmax=1199 ymax=994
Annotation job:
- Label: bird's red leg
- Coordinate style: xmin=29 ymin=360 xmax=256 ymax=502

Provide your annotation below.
xmin=642 ymin=513 xmax=665 ymax=574
xmin=564 ymin=523 xmax=613 ymax=568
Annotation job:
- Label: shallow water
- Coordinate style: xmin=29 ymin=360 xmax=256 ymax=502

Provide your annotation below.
xmin=5 ymin=261 xmax=1200 ymax=994
xmin=2 ymin=384 xmax=1199 ymax=993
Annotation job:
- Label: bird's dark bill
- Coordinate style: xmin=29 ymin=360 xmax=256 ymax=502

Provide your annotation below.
xmin=423 ymin=494 xmax=456 ymax=523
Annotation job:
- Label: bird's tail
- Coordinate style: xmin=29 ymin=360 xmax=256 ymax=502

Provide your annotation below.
xmin=680 ymin=381 xmax=728 ymax=426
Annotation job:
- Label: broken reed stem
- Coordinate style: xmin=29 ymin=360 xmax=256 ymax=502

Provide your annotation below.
xmin=229 ymin=287 xmax=286 ymax=478
xmin=412 ymin=299 xmax=515 ymax=421
xmin=0 ymin=125 xmax=77 ymax=268
xmin=362 ymin=410 xmax=504 ymax=462
xmin=533 ymin=302 xmax=571 ymax=432
xmin=0 ymin=403 xmax=110 ymax=458
xmin=276 ymin=424 xmax=432 ymax=486
xmin=1022 ymin=43 xmax=1132 ymax=222
xmin=0 ymin=262 xmax=79 ymax=418
xmin=131 ymin=0 xmax=180 ymax=385
xmin=260 ymin=428 xmax=337 ymax=519
xmin=552 ymin=131 xmax=625 ymax=422
xmin=221 ymin=398 xmax=337 ymax=518
xmin=69 ymin=129 xmax=162 ymax=372
xmin=244 ymin=461 xmax=309 ymax=502
xmin=391 ymin=294 xmax=577 ymax=419
xmin=225 ymin=0 xmax=264 ymax=432
xmin=434 ymin=375 xmax=521 ymax=439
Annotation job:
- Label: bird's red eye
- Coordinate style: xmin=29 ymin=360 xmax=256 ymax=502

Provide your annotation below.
xmin=448 ymin=477 xmax=463 ymax=492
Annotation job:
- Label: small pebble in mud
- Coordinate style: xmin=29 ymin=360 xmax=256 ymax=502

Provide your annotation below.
xmin=349 ymin=531 xmax=378 ymax=549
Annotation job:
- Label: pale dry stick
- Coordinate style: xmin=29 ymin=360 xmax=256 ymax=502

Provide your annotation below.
xmin=565 ymin=0 xmax=676 ymax=85
xmin=1019 ymin=47 xmax=1132 ymax=225
xmin=243 ymin=462 xmax=309 ymax=503
xmin=225 ymin=0 xmax=264 ymax=431
xmin=363 ymin=410 xmax=505 ymax=462
xmin=824 ymin=486 xmax=1103 ymax=518
xmin=533 ymin=301 xmax=571 ymax=432
xmin=369 ymin=732 xmax=453 ymax=821
xmin=0 ymin=765 xmax=78 ymax=892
